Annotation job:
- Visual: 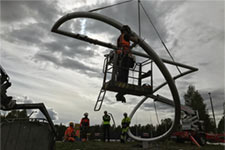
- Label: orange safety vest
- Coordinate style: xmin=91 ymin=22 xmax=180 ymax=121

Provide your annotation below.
xmin=117 ymin=33 xmax=130 ymax=55
xmin=64 ymin=126 xmax=75 ymax=142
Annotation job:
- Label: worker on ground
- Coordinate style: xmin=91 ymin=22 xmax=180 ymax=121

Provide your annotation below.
xmin=64 ymin=122 xmax=76 ymax=142
xmin=80 ymin=112 xmax=90 ymax=141
xmin=115 ymin=25 xmax=139 ymax=103
xmin=102 ymin=110 xmax=111 ymax=142
xmin=120 ymin=112 xmax=131 ymax=143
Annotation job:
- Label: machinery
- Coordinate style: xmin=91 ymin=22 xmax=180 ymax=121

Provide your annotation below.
xmin=0 ymin=65 xmax=56 ymax=150
xmin=51 ymin=10 xmax=198 ymax=142
xmin=171 ymin=105 xmax=206 ymax=146
xmin=172 ymin=104 xmax=225 ymax=146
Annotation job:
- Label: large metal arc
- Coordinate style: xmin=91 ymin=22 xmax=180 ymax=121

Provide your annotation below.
xmin=52 ymin=11 xmax=180 ymax=142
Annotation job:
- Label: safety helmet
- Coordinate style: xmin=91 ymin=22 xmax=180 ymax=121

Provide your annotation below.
xmin=121 ymin=25 xmax=131 ymax=33
xmin=104 ymin=111 xmax=107 ymax=114
xmin=84 ymin=112 xmax=88 ymax=116
xmin=69 ymin=122 xmax=74 ymax=126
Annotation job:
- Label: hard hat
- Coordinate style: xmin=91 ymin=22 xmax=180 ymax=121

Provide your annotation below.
xmin=69 ymin=122 xmax=74 ymax=126
xmin=121 ymin=25 xmax=131 ymax=33
xmin=84 ymin=112 xmax=88 ymax=116
xmin=104 ymin=111 xmax=107 ymax=114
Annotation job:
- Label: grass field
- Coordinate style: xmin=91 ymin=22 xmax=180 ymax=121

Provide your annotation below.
xmin=56 ymin=140 xmax=224 ymax=150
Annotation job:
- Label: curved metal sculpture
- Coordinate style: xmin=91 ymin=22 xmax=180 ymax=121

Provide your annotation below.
xmin=51 ymin=11 xmax=197 ymax=142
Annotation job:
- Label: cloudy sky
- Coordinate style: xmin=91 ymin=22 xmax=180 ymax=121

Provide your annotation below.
xmin=1 ymin=0 xmax=224 ymax=127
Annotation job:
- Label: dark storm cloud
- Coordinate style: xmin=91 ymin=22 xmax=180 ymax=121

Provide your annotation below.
xmin=43 ymin=35 xmax=98 ymax=58
xmin=34 ymin=51 xmax=101 ymax=77
xmin=1 ymin=1 xmax=27 ymax=23
xmin=62 ymin=0 xmax=184 ymax=47
xmin=1 ymin=1 xmax=60 ymax=23
xmin=84 ymin=0 xmax=187 ymax=62
xmin=3 ymin=23 xmax=44 ymax=44
xmin=1 ymin=0 xmax=184 ymax=76
xmin=1 ymin=1 xmax=61 ymax=47
xmin=1 ymin=0 xmax=101 ymax=75
xmin=101 ymin=0 xmax=184 ymax=42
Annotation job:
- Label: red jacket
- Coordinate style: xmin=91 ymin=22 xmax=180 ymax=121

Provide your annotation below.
xmin=64 ymin=126 xmax=75 ymax=141
xmin=80 ymin=117 xmax=90 ymax=127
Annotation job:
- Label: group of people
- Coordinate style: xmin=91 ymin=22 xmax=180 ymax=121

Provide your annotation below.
xmin=64 ymin=111 xmax=131 ymax=143
xmin=64 ymin=112 xmax=90 ymax=142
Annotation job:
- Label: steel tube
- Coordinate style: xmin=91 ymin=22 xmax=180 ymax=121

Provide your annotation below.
xmin=52 ymin=11 xmax=180 ymax=142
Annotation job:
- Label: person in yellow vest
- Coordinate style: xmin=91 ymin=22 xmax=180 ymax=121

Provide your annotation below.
xmin=102 ymin=111 xmax=111 ymax=142
xmin=120 ymin=112 xmax=131 ymax=143
xmin=116 ymin=25 xmax=138 ymax=103
xmin=64 ymin=122 xmax=76 ymax=142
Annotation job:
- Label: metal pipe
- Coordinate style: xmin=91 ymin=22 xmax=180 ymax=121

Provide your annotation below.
xmin=208 ymin=92 xmax=217 ymax=131
xmin=108 ymin=113 xmax=116 ymax=127
xmin=51 ymin=11 xmax=182 ymax=142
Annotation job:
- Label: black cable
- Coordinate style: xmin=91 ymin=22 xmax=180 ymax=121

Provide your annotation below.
xmin=138 ymin=0 xmax=141 ymax=37
xmin=139 ymin=1 xmax=182 ymax=74
xmin=89 ymin=0 xmax=134 ymax=12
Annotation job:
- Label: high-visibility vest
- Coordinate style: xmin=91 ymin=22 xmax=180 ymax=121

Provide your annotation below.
xmin=121 ymin=117 xmax=131 ymax=128
xmin=64 ymin=127 xmax=75 ymax=141
xmin=103 ymin=115 xmax=110 ymax=125
xmin=117 ymin=33 xmax=130 ymax=55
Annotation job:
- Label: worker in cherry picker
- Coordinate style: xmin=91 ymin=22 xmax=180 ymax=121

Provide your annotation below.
xmin=115 ymin=25 xmax=139 ymax=103
xmin=80 ymin=112 xmax=90 ymax=141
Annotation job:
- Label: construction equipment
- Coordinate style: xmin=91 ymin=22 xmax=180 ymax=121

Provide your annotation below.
xmin=0 ymin=65 xmax=56 ymax=150
xmin=171 ymin=105 xmax=206 ymax=146
xmin=51 ymin=11 xmax=198 ymax=142
xmin=172 ymin=105 xmax=225 ymax=146
xmin=94 ymin=52 xmax=153 ymax=111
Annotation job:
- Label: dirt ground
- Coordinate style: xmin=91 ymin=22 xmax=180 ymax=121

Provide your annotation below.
xmin=56 ymin=140 xmax=224 ymax=150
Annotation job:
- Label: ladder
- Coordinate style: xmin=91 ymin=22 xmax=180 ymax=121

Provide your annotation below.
xmin=94 ymin=88 xmax=106 ymax=111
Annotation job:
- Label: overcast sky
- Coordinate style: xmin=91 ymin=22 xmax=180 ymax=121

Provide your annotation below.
xmin=1 ymin=0 xmax=224 ymax=127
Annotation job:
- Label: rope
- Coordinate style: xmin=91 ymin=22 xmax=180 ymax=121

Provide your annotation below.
xmin=89 ymin=0 xmax=134 ymax=12
xmin=139 ymin=1 xmax=182 ymax=74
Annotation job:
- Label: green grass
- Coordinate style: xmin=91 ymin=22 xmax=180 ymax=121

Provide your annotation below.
xmin=55 ymin=140 xmax=224 ymax=150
